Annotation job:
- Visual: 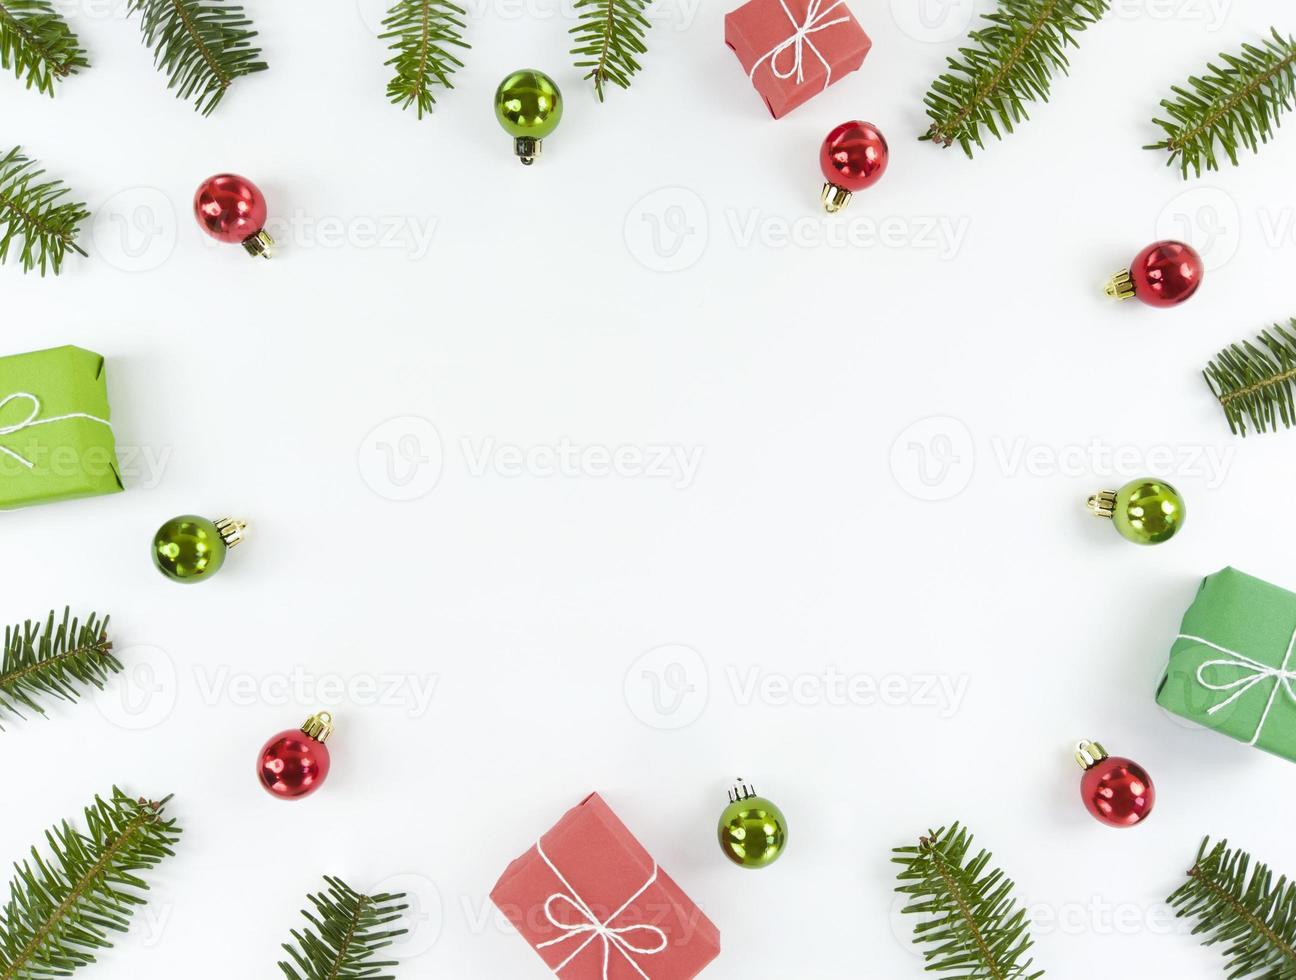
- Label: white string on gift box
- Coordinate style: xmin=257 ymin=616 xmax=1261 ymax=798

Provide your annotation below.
xmin=747 ymin=0 xmax=851 ymax=89
xmin=0 ymin=392 xmax=112 ymax=470
xmin=534 ymin=839 xmax=669 ymax=980
xmin=1180 ymin=629 xmax=1296 ymax=746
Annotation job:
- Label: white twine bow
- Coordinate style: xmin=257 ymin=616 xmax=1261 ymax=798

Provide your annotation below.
xmin=747 ymin=0 xmax=851 ymax=90
xmin=0 ymin=392 xmax=112 ymax=470
xmin=534 ymin=839 xmax=668 ymax=980
xmin=1181 ymin=629 xmax=1296 ymax=746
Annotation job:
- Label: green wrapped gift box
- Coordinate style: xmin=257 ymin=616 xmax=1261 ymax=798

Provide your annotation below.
xmin=1157 ymin=567 xmax=1296 ymax=764
xmin=0 ymin=346 xmax=122 ymax=510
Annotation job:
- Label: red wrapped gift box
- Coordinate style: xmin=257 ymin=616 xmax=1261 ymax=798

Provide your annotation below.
xmin=725 ymin=0 xmax=871 ymax=119
xmin=491 ymin=793 xmax=720 ymax=979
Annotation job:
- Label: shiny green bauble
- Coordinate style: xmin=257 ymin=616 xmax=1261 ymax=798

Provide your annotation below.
xmin=1112 ymin=478 xmax=1186 ymax=545
xmin=495 ymin=69 xmax=563 ymax=164
xmin=494 ymin=69 xmax=563 ymax=138
xmin=152 ymin=515 xmax=228 ymax=583
xmin=718 ymin=794 xmax=788 ymax=869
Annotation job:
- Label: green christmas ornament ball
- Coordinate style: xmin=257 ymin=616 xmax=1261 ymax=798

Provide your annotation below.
xmin=494 ymin=69 xmax=563 ymax=165
xmin=718 ymin=782 xmax=787 ymax=869
xmin=1087 ymin=478 xmax=1185 ymax=545
xmin=152 ymin=515 xmax=246 ymax=583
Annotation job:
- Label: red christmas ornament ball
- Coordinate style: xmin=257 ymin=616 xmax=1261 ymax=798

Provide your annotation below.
xmin=194 ymin=173 xmax=268 ymax=244
xmin=820 ymin=121 xmax=889 ymax=193
xmin=1078 ymin=743 xmax=1154 ymax=828
xmin=1129 ymin=240 xmax=1203 ymax=307
xmin=257 ymin=714 xmax=332 ymax=800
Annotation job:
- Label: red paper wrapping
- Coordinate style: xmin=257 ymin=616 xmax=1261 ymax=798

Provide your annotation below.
xmin=491 ymin=793 xmax=721 ymax=979
xmin=724 ymin=0 xmax=871 ymax=118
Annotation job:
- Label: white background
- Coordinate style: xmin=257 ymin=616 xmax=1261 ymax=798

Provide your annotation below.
xmin=3 ymin=0 xmax=1294 ymax=976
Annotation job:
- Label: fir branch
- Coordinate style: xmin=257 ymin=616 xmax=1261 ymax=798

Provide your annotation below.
xmin=380 ymin=0 xmax=468 ymax=119
xmin=1147 ymin=29 xmax=1296 ymax=178
xmin=570 ymin=0 xmax=650 ymax=101
xmin=0 ymin=146 xmax=88 ymax=276
xmin=127 ymin=0 xmax=266 ymax=116
xmin=1203 ymin=320 xmax=1296 ymax=436
xmin=921 ymin=0 xmax=1109 ymax=158
xmin=279 ymin=876 xmax=408 ymax=980
xmin=1168 ymin=836 xmax=1296 ymax=978
xmin=893 ymin=823 xmax=1043 ymax=980
xmin=0 ymin=0 xmax=88 ymax=95
xmin=0 ymin=609 xmax=118 ymax=729
xmin=0 ymin=788 xmax=181 ymax=979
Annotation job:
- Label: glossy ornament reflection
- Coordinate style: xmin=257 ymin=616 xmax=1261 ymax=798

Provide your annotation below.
xmin=258 ymin=711 xmax=333 ymax=800
xmin=1087 ymin=478 xmax=1185 ymax=545
xmin=1076 ymin=740 xmax=1155 ymax=827
xmin=494 ymin=69 xmax=563 ymax=165
xmin=718 ymin=780 xmax=788 ymax=869
xmin=152 ymin=514 xmax=247 ymax=583
xmin=819 ymin=120 xmax=889 ymax=213
xmin=1105 ymin=240 xmax=1203 ymax=307
xmin=193 ymin=173 xmax=274 ymax=257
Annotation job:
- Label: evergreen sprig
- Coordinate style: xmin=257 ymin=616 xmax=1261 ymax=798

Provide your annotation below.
xmin=0 ymin=788 xmax=181 ymax=979
xmin=1168 ymin=836 xmax=1296 ymax=978
xmin=1147 ymin=29 xmax=1296 ymax=178
xmin=127 ymin=0 xmax=266 ymax=116
xmin=570 ymin=0 xmax=650 ymax=101
xmin=1 ymin=609 xmax=118 ymax=729
xmin=922 ymin=0 xmax=1109 ymax=158
xmin=1203 ymin=320 xmax=1296 ymax=436
xmin=893 ymin=823 xmax=1043 ymax=979
xmin=380 ymin=0 xmax=469 ymax=119
xmin=0 ymin=0 xmax=88 ymax=95
xmin=279 ymin=876 xmax=408 ymax=979
xmin=0 ymin=146 xmax=88 ymax=276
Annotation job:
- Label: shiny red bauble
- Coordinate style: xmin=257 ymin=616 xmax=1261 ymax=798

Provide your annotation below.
xmin=258 ymin=712 xmax=332 ymax=800
xmin=1076 ymin=741 xmax=1154 ymax=828
xmin=1128 ymin=240 xmax=1203 ymax=307
xmin=194 ymin=174 xmax=266 ymax=243
xmin=820 ymin=121 xmax=889 ymax=191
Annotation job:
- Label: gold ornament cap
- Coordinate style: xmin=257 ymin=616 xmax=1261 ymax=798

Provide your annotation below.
xmin=301 ymin=711 xmax=334 ymax=743
xmin=1086 ymin=491 xmax=1117 ymax=519
xmin=821 ymin=182 xmax=852 ymax=214
xmin=515 ymin=136 xmax=541 ymax=165
xmin=1104 ymin=268 xmax=1136 ymax=301
xmin=215 ymin=517 xmax=248 ymax=548
xmin=1074 ymin=739 xmax=1109 ymax=771
xmin=242 ymin=229 xmax=274 ymax=259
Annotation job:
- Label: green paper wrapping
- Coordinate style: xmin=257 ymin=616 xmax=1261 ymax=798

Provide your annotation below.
xmin=1157 ymin=567 xmax=1296 ymax=764
xmin=0 ymin=346 xmax=122 ymax=510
